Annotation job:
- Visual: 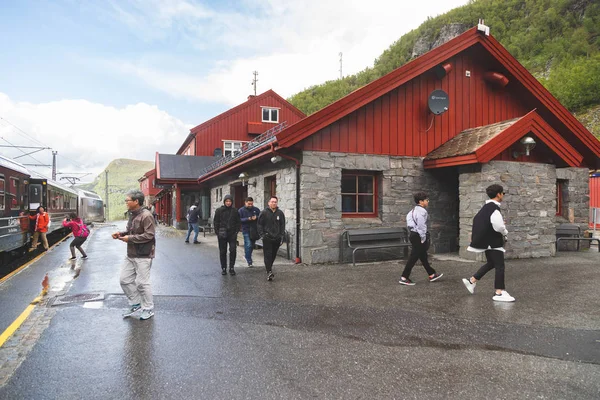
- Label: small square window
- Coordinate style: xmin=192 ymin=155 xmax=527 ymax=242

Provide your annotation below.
xmin=341 ymin=171 xmax=378 ymax=218
xmin=261 ymin=107 xmax=279 ymax=123
xmin=224 ymin=141 xmax=246 ymax=157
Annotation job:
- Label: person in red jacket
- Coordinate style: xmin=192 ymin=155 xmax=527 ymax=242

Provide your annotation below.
xmin=62 ymin=213 xmax=89 ymax=260
xmin=30 ymin=206 xmax=49 ymax=251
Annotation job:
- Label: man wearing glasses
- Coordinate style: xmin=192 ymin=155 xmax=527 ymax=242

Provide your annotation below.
xmin=462 ymin=184 xmax=515 ymax=302
xmin=112 ymin=190 xmax=157 ymax=320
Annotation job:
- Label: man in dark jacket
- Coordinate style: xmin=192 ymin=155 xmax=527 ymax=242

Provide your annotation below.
xmin=238 ymin=196 xmax=261 ymax=267
xmin=257 ymin=196 xmax=285 ymax=281
xmin=185 ymin=202 xmax=201 ymax=244
xmin=213 ymin=194 xmax=241 ymax=275
xmin=462 ymin=184 xmax=515 ymax=302
xmin=112 ymin=190 xmax=156 ymax=320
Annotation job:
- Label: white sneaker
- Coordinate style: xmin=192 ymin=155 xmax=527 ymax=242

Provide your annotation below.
xmin=462 ymin=278 xmax=476 ymax=294
xmin=492 ymin=291 xmax=515 ymax=302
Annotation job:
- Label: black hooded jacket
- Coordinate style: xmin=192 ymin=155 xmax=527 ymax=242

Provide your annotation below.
xmin=213 ymin=195 xmax=241 ymax=238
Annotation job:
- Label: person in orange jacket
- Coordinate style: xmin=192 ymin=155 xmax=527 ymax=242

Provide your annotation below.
xmin=30 ymin=206 xmax=50 ymax=251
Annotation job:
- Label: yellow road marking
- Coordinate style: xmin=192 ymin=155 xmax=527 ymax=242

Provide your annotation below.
xmin=0 ymin=233 xmax=72 ymax=285
xmin=0 ymin=303 xmax=36 ymax=348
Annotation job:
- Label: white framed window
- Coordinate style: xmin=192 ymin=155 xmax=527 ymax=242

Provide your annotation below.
xmin=261 ymin=107 xmax=279 ymax=123
xmin=223 ymin=141 xmax=246 ymax=157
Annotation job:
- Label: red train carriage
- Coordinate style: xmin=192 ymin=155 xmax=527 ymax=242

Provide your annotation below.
xmin=0 ymin=155 xmax=31 ymax=261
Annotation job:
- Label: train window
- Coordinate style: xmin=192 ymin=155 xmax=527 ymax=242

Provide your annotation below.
xmin=10 ymin=178 xmax=19 ymax=210
xmin=58 ymin=193 xmax=63 ymax=210
xmin=0 ymin=177 xmax=4 ymax=211
xmin=30 ymin=184 xmax=42 ymax=210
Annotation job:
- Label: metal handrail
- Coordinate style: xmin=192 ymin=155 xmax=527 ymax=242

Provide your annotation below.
xmin=198 ymin=121 xmax=288 ymax=178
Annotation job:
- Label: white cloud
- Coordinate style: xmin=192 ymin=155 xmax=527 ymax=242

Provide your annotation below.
xmin=0 ymin=93 xmax=189 ymax=182
xmin=103 ymin=0 xmax=470 ymax=105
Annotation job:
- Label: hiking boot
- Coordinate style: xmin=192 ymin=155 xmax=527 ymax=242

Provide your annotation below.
xmin=139 ymin=309 xmax=155 ymax=320
xmin=492 ymin=291 xmax=515 ymax=302
xmin=398 ymin=277 xmax=415 ymax=286
xmin=462 ymin=278 xmax=476 ymax=294
xmin=122 ymin=304 xmax=141 ymax=317
xmin=221 ymin=268 xmax=227 ymax=276
xmin=429 ymin=273 xmax=444 ymax=282
xmin=229 ymin=268 xmax=236 ymax=276
xmin=267 ymin=271 xmax=274 ymax=281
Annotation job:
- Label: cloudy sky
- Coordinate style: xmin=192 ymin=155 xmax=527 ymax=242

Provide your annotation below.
xmin=0 ymin=0 xmax=469 ymax=182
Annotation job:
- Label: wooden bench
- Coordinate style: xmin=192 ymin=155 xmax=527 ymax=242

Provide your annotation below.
xmin=199 ymin=218 xmax=213 ymax=237
xmin=342 ymin=227 xmax=411 ymax=267
xmin=555 ymin=223 xmax=600 ymax=252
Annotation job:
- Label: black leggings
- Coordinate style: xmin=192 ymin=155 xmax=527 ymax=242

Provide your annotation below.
xmin=473 ymin=250 xmax=505 ymax=290
xmin=70 ymin=237 xmax=87 ymax=257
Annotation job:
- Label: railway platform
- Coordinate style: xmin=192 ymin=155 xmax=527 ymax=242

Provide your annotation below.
xmin=0 ymin=222 xmax=599 ymax=399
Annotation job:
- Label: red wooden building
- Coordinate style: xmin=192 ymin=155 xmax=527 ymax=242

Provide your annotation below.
xmin=152 ymin=90 xmax=305 ymax=228
xmin=138 ymin=169 xmax=160 ymax=208
xmin=197 ymin=24 xmax=600 ymax=264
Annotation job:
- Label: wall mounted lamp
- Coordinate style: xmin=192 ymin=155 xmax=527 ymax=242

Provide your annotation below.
xmin=512 ymin=136 xmax=536 ymax=158
xmin=238 ymin=172 xmax=256 ymax=187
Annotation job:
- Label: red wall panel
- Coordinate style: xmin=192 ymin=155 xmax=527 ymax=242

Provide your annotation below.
xmin=193 ymin=93 xmax=304 ymax=157
xmin=301 ymin=49 xmax=530 ymax=156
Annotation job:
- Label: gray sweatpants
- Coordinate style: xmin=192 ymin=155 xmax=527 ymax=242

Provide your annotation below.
xmin=120 ymin=257 xmax=154 ymax=310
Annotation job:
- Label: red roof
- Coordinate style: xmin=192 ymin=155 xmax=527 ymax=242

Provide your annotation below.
xmin=177 ymin=89 xmax=305 ymax=154
xmin=198 ymin=26 xmax=600 ymax=183
xmin=275 ymin=27 xmax=600 ymax=164
xmin=423 ymin=110 xmax=583 ymax=168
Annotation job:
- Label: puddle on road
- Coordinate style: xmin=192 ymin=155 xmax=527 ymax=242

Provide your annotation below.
xmin=83 ymin=301 xmax=104 ymax=309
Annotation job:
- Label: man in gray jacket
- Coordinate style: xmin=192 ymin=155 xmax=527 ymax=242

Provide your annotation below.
xmin=112 ymin=190 xmax=156 ymax=320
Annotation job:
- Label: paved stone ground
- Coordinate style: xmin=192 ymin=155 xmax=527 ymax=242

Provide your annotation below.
xmin=0 ymin=223 xmax=599 ymax=399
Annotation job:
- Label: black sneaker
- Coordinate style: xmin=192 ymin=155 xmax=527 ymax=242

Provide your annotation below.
xmin=221 ymin=268 xmax=227 ymax=275
xmin=82 ymin=255 xmax=88 ymax=259
xmin=193 ymin=241 xmax=200 ymax=244
xmin=267 ymin=271 xmax=274 ymax=281
xmin=429 ymin=273 xmax=444 ymax=282
xmin=398 ymin=277 xmax=415 ymax=286
xmin=229 ymin=268 xmax=236 ymax=276
xmin=69 ymin=256 xmax=76 ymax=260
xmin=185 ymin=240 xmax=189 ymax=243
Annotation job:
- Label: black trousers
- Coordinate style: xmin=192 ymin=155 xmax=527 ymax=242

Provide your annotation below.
xmin=262 ymin=237 xmax=281 ymax=273
xmin=473 ymin=250 xmax=505 ymax=290
xmin=218 ymin=236 xmax=237 ymax=269
xmin=401 ymin=232 xmax=436 ymax=278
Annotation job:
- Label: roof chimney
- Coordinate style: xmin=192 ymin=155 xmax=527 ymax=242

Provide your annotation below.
xmin=248 ymin=95 xmax=256 ymax=100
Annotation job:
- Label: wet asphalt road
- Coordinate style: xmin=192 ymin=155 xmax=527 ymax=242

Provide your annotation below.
xmin=0 ymin=222 xmax=599 ymax=399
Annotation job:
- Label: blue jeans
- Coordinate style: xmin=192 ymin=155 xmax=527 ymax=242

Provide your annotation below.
xmin=185 ymin=223 xmax=199 ymax=242
xmin=242 ymin=232 xmax=255 ymax=265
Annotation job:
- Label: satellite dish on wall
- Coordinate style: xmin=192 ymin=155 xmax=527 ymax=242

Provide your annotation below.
xmin=428 ymin=90 xmax=449 ymax=115
xmin=213 ymin=148 xmax=223 ymax=157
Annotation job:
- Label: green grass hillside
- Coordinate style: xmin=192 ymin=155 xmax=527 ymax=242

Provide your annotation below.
xmin=288 ymin=0 xmax=600 ymax=138
xmin=78 ymin=159 xmax=154 ymax=221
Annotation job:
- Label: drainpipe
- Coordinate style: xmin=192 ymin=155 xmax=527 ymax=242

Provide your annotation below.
xmin=270 ymin=143 xmax=301 ymax=264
